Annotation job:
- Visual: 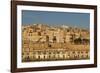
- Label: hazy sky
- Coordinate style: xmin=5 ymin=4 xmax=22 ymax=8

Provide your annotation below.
xmin=22 ymin=10 xmax=90 ymax=29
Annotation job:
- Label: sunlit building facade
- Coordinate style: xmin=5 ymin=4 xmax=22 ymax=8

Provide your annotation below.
xmin=22 ymin=24 xmax=90 ymax=62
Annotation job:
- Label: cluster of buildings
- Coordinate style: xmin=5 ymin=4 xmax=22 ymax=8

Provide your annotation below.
xmin=22 ymin=24 xmax=90 ymax=62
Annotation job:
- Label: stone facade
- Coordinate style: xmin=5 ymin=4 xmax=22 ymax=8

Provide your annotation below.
xmin=22 ymin=24 xmax=90 ymax=62
xmin=22 ymin=49 xmax=89 ymax=61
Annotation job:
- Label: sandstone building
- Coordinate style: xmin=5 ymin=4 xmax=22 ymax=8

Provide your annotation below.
xmin=22 ymin=24 xmax=90 ymax=62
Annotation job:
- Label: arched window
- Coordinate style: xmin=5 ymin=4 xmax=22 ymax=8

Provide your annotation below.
xmin=63 ymin=55 xmax=65 ymax=59
xmin=38 ymin=55 xmax=40 ymax=59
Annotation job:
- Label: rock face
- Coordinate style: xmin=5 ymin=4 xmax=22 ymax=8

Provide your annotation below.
xmin=22 ymin=24 xmax=90 ymax=62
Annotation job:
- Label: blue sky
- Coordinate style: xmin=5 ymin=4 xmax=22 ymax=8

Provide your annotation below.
xmin=22 ymin=10 xmax=90 ymax=29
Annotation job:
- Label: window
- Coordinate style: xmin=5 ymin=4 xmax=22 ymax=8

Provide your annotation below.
xmin=85 ymin=51 xmax=88 ymax=53
xmin=38 ymin=32 xmax=41 ymax=36
xmin=53 ymin=36 xmax=56 ymax=43
xmin=29 ymin=30 xmax=33 ymax=33
xmin=81 ymin=51 xmax=83 ymax=54
xmin=73 ymin=51 xmax=75 ymax=54
xmin=44 ymin=55 xmax=46 ymax=59
xmin=49 ymin=52 xmax=51 ymax=54
xmin=29 ymin=33 xmax=32 ymax=36
xmin=38 ymin=55 xmax=40 ymax=59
